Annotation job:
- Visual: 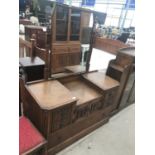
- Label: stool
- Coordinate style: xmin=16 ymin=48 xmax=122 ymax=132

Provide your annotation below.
xmin=19 ymin=116 xmax=47 ymax=155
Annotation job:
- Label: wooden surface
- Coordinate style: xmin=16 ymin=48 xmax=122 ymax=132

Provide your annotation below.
xmin=119 ymin=47 xmax=135 ymax=57
xmin=25 ymin=25 xmax=49 ymax=48
xmin=106 ymin=47 xmax=135 ymax=113
xmin=62 ymin=79 xmax=102 ymax=105
xmin=83 ymin=72 xmax=120 ymax=91
xmin=116 ymin=47 xmax=135 ymax=67
xmin=65 ymin=65 xmax=86 ymax=73
xmin=19 ymin=57 xmax=45 ymax=67
xmin=50 ymin=4 xmax=91 ymax=74
xmin=22 ymin=71 xmax=120 ymax=155
xmin=93 ymin=37 xmax=130 ymax=55
xmin=26 ymin=80 xmax=77 ymax=110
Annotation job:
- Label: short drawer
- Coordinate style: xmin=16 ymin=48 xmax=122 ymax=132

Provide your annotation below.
xmin=52 ymin=46 xmax=68 ymax=53
xmin=68 ymin=45 xmax=81 ymax=53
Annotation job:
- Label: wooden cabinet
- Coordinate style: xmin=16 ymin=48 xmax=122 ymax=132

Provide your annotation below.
xmin=24 ymin=3 xmax=91 ymax=75
xmin=55 ymin=5 xmax=69 ymax=41
xmin=106 ymin=47 xmax=135 ymax=112
xmin=52 ymin=52 xmax=81 ymax=73
xmin=52 ymin=53 xmax=68 ymax=73
xmin=19 ymin=57 xmax=45 ymax=82
xmin=68 ymin=52 xmax=81 ymax=66
xmin=50 ymin=4 xmax=91 ymax=74
xmin=22 ymin=72 xmax=119 ymax=154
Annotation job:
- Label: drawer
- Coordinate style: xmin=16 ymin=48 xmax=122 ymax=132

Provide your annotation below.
xmin=52 ymin=46 xmax=68 ymax=53
xmin=68 ymin=45 xmax=81 ymax=53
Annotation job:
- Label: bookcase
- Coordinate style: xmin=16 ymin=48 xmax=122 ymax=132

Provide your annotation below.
xmin=24 ymin=2 xmax=92 ymax=75
xmin=51 ymin=4 xmax=91 ymax=74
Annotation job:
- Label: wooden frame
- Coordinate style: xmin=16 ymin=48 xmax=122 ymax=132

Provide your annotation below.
xmin=93 ymin=37 xmax=131 ymax=55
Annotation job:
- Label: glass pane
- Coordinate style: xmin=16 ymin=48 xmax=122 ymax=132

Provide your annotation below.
xmin=112 ymin=9 xmax=122 ymax=17
xmin=126 ymin=10 xmax=134 ymax=19
xmin=131 ymin=15 xmax=135 ymax=27
xmin=105 ymin=17 xmax=112 ymax=26
xmin=56 ymin=5 xmax=69 ymax=41
xmin=70 ymin=9 xmax=81 ymax=41
xmin=124 ymin=19 xmax=131 ymax=28
xmin=111 ymin=17 xmax=119 ymax=27
xmin=94 ymin=4 xmax=107 ymax=12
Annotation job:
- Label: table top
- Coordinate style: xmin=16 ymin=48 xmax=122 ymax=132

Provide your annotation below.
xmin=83 ymin=72 xmax=120 ymax=91
xmin=26 ymin=80 xmax=77 ymax=110
xmin=19 ymin=57 xmax=45 ymax=67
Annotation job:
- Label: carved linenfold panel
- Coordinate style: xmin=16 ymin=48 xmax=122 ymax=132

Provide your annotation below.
xmin=90 ymin=101 xmax=103 ymax=112
xmin=51 ymin=105 xmax=73 ymax=132
xmin=104 ymin=88 xmax=118 ymax=107
xmin=75 ymin=99 xmax=104 ymax=121
xmin=60 ymin=107 xmax=72 ymax=127
xmin=76 ymin=105 xmax=90 ymax=120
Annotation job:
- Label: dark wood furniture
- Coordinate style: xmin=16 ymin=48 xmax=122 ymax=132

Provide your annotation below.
xmin=19 ymin=116 xmax=47 ymax=155
xmin=21 ymin=71 xmax=119 ymax=155
xmin=24 ymin=4 xmax=92 ymax=75
xmin=19 ymin=57 xmax=45 ymax=82
xmin=50 ymin=4 xmax=91 ymax=74
xmin=106 ymin=47 xmax=135 ymax=113
xmin=19 ymin=37 xmax=50 ymax=79
xmin=25 ymin=25 xmax=51 ymax=48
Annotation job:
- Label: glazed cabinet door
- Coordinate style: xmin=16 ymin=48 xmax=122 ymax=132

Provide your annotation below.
xmin=70 ymin=8 xmax=81 ymax=41
xmin=55 ymin=5 xmax=69 ymax=41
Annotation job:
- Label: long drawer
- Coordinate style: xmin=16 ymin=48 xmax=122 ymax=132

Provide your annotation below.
xmin=52 ymin=44 xmax=81 ymax=54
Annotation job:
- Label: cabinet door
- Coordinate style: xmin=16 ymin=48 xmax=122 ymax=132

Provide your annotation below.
xmin=52 ymin=53 xmax=68 ymax=73
xmin=70 ymin=9 xmax=81 ymax=41
xmin=55 ymin=5 xmax=69 ymax=41
xmin=68 ymin=52 xmax=81 ymax=66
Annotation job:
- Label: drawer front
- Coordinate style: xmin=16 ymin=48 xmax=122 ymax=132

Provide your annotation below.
xmin=52 ymin=46 xmax=68 ymax=54
xmin=69 ymin=45 xmax=81 ymax=53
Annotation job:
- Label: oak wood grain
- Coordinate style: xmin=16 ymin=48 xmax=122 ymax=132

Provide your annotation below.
xmin=26 ymin=80 xmax=77 ymax=110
